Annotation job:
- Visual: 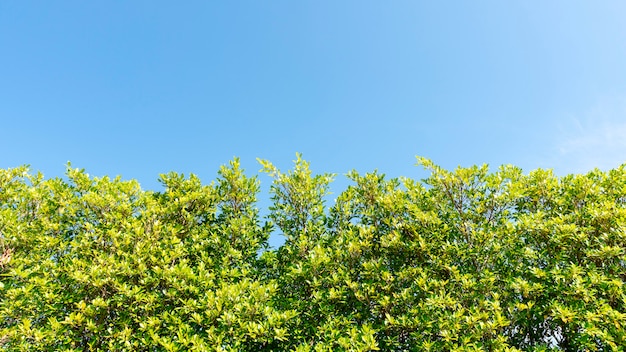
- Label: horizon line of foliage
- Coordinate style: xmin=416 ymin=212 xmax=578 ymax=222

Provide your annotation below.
xmin=1 ymin=154 xmax=625 ymax=351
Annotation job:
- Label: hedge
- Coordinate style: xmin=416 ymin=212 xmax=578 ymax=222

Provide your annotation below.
xmin=1 ymin=155 xmax=625 ymax=351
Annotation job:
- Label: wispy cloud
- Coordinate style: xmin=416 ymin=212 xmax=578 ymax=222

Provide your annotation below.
xmin=552 ymin=97 xmax=626 ymax=174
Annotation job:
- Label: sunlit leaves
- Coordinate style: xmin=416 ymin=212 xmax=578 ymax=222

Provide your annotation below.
xmin=1 ymin=156 xmax=625 ymax=350
xmin=0 ymin=161 xmax=291 ymax=350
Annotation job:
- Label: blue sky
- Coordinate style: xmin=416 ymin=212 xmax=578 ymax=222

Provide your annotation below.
xmin=2 ymin=2 xmax=626 ymax=246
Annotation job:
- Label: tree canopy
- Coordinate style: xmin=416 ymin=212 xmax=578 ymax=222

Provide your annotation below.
xmin=1 ymin=155 xmax=625 ymax=351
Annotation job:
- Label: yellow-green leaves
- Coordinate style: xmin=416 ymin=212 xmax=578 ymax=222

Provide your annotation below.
xmin=1 ymin=157 xmax=625 ymax=350
xmin=0 ymin=161 xmax=293 ymax=351
xmin=260 ymin=153 xmax=334 ymax=245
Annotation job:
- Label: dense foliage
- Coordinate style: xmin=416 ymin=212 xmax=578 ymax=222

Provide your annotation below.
xmin=1 ymin=155 xmax=625 ymax=351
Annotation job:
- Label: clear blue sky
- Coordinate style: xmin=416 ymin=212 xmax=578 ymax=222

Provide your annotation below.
xmin=2 ymin=2 xmax=626 ymax=246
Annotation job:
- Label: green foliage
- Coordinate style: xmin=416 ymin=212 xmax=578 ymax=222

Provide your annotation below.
xmin=0 ymin=160 xmax=292 ymax=351
xmin=1 ymin=155 xmax=625 ymax=351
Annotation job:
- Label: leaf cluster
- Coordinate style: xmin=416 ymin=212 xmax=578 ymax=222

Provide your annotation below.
xmin=1 ymin=156 xmax=625 ymax=351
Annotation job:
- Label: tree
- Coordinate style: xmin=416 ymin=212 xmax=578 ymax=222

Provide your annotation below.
xmin=0 ymin=160 xmax=294 ymax=351
xmin=1 ymin=156 xmax=625 ymax=351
